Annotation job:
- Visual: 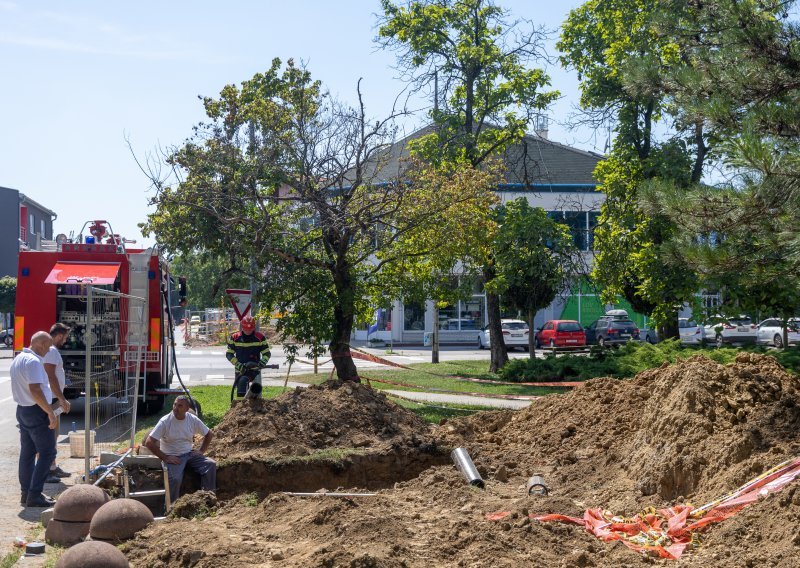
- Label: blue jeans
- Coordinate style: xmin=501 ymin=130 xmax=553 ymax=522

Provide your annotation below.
xmin=165 ymin=450 xmax=216 ymax=503
xmin=17 ymin=405 xmax=57 ymax=498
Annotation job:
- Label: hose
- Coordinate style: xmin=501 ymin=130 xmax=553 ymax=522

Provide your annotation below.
xmin=161 ymin=284 xmax=198 ymax=414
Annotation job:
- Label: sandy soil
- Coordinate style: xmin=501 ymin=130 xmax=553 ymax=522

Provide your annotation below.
xmin=109 ymin=353 xmax=800 ymax=566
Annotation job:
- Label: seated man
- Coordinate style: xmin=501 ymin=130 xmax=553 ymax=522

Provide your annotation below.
xmin=144 ymin=396 xmax=216 ymax=502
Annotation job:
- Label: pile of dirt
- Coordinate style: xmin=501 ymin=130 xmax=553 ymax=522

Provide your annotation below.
xmin=123 ymin=354 xmax=800 ymax=567
xmin=209 ymin=381 xmax=438 ymax=461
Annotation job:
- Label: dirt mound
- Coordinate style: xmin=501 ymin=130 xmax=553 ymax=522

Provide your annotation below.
xmin=210 ymin=381 xmax=437 ymax=461
xmin=169 ymin=490 xmax=218 ymax=519
xmin=123 ymin=354 xmax=800 ymax=567
xmin=441 ymin=353 xmax=800 ymax=509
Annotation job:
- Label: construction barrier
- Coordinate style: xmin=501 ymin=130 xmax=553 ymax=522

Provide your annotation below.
xmin=486 ymin=456 xmax=800 ymax=560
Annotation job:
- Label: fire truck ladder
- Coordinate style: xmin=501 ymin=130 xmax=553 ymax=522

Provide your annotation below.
xmin=126 ymin=249 xmax=151 ymax=412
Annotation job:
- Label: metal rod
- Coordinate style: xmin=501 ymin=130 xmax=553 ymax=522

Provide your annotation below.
xmin=92 ymin=448 xmax=133 ymax=486
xmin=84 ymin=284 xmax=92 ymax=483
xmin=283 ymin=492 xmax=377 ymax=497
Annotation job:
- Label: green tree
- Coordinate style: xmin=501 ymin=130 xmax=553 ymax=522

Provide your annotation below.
xmin=0 ymin=276 xmax=15 ymax=331
xmin=169 ymin=252 xmax=249 ymax=311
xmin=559 ymin=0 xmax=705 ymax=337
xmin=637 ymin=0 xmax=800 ymax=334
xmin=493 ymin=199 xmax=579 ymax=354
xmin=379 ymin=0 xmax=559 ymax=372
xmin=142 ymin=59 xmax=497 ymax=381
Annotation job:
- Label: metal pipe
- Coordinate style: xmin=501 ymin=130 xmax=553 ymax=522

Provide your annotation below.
xmin=451 ymin=447 xmax=485 ymax=489
xmin=92 ymin=448 xmax=133 ymax=486
xmin=526 ymin=475 xmax=549 ymax=496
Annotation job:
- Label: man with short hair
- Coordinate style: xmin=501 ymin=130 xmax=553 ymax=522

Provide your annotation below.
xmin=144 ymin=395 xmax=216 ymax=502
xmin=11 ymin=331 xmax=58 ymax=508
xmin=44 ymin=322 xmax=71 ymax=481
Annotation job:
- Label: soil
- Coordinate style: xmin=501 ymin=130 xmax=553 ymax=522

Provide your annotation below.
xmin=121 ymin=353 xmax=800 ymax=567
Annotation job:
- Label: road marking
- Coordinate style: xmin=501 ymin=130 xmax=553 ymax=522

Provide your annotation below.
xmin=206 ymin=374 xmax=227 ymax=379
xmin=0 ymin=396 xmax=13 ymax=404
xmin=189 ymin=351 xmax=205 ymax=355
xmin=0 ymin=377 xmax=9 ymax=385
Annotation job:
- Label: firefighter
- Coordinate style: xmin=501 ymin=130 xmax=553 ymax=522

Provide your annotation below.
xmin=226 ymin=315 xmax=271 ymax=397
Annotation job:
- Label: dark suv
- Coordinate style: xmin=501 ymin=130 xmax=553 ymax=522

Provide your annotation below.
xmin=585 ymin=311 xmax=640 ymax=347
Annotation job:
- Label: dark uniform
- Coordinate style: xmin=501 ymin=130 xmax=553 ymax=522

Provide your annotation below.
xmin=226 ymin=331 xmax=271 ymax=373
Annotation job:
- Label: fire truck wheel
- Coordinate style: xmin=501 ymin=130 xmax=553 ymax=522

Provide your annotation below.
xmin=137 ymin=395 xmax=166 ymax=416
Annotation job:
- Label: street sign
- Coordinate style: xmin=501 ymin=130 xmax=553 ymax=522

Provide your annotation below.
xmin=225 ymin=288 xmax=252 ymax=320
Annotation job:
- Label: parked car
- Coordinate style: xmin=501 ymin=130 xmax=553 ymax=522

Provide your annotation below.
xmin=641 ymin=328 xmax=659 ymax=344
xmin=678 ymin=318 xmax=702 ymax=345
xmin=0 ymin=328 xmax=12 ymax=347
xmin=756 ymin=318 xmax=800 ymax=348
xmin=703 ymin=315 xmax=758 ymax=347
xmin=477 ymin=319 xmax=529 ymax=351
xmin=585 ymin=310 xmax=640 ymax=347
xmin=535 ymin=320 xmax=586 ymax=348
xmin=190 ymin=315 xmax=201 ymax=324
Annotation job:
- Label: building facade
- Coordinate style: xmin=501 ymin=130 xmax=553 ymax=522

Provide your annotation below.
xmin=352 ymin=128 xmax=611 ymax=345
xmin=0 ymin=186 xmax=58 ymax=279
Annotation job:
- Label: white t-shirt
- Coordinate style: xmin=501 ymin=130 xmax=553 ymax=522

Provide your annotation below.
xmin=11 ymin=348 xmax=53 ymax=407
xmin=43 ymin=346 xmax=66 ymax=391
xmin=150 ymin=411 xmax=209 ymax=456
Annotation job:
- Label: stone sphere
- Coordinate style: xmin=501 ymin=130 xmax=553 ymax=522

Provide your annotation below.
xmin=53 ymin=484 xmax=110 ymax=522
xmin=55 ymin=540 xmax=129 ymax=568
xmin=45 ymin=519 xmax=90 ymax=547
xmin=89 ymin=499 xmax=154 ymax=542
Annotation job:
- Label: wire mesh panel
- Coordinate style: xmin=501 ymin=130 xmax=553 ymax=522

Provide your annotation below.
xmin=79 ymin=286 xmax=147 ymax=478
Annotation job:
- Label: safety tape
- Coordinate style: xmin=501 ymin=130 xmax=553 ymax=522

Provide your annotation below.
xmin=487 ymin=455 xmax=800 ymax=560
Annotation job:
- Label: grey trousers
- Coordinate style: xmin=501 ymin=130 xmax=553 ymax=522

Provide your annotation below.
xmin=165 ymin=450 xmax=216 ymax=502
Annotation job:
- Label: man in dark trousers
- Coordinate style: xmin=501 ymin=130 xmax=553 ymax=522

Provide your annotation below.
xmin=11 ymin=331 xmax=58 ymax=507
xmin=226 ymin=315 xmax=271 ymax=397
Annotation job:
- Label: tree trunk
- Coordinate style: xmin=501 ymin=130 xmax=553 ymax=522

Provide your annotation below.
xmin=484 ymin=267 xmax=507 ymax=372
xmin=329 ymin=268 xmax=359 ymax=382
xmin=658 ymin=309 xmax=680 ymax=341
xmin=432 ymin=304 xmax=440 ymax=364
xmin=527 ymin=308 xmax=535 ymax=358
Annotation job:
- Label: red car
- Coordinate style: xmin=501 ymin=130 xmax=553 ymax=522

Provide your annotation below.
xmin=536 ymin=320 xmax=586 ymax=348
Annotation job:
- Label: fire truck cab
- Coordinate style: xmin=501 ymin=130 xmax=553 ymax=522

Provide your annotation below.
xmin=14 ymin=220 xmax=182 ymax=415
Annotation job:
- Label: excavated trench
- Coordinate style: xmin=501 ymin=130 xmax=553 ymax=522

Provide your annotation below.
xmin=180 ymin=447 xmax=451 ymax=499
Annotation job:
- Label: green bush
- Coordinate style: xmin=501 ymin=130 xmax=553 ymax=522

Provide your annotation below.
xmin=498 ymin=340 xmax=800 ymax=383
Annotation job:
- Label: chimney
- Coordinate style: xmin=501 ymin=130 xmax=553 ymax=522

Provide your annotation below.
xmin=534 ymin=115 xmax=549 ymax=140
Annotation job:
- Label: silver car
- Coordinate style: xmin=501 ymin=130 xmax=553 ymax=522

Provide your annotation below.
xmin=477 ymin=319 xmax=530 ymax=351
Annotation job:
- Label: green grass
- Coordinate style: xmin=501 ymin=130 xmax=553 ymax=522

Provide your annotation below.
xmin=389 ymin=396 xmax=496 ymax=423
xmin=290 ymin=365 xmax=559 ymax=397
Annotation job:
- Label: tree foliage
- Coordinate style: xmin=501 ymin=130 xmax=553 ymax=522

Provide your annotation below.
xmin=637 ymin=0 xmax=800 ymax=326
xmin=379 ymin=0 xmax=558 ymax=371
xmin=0 ymin=276 xmax=15 ymax=317
xmin=141 ymin=59 xmax=497 ymax=380
xmin=169 ymin=252 xmax=248 ymax=311
xmin=559 ymin=0 xmax=706 ymax=336
xmin=493 ymin=199 xmax=579 ymax=354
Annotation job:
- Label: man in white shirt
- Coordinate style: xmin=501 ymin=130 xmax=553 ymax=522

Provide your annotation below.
xmin=11 ymin=331 xmax=58 ymax=508
xmin=43 ymin=322 xmax=71 ymax=481
xmin=145 ymin=395 xmax=216 ymax=502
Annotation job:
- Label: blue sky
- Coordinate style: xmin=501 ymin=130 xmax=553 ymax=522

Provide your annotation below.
xmin=0 ymin=0 xmax=595 ymax=246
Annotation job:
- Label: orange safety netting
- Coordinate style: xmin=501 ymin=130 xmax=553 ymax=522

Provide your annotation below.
xmin=487 ymin=456 xmax=800 ymax=560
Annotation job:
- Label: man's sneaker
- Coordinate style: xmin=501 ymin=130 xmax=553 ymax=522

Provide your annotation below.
xmin=50 ymin=466 xmax=71 ymax=478
xmin=26 ymin=493 xmax=56 ymax=508
xmin=45 ymin=475 xmax=62 ymax=484
xmin=20 ymin=492 xmax=27 ymax=506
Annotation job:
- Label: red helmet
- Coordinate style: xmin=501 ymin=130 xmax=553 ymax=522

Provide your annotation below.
xmin=240 ymin=315 xmax=256 ymax=333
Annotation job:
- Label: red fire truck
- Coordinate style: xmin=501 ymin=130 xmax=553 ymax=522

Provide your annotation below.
xmin=14 ymin=220 xmax=185 ymax=414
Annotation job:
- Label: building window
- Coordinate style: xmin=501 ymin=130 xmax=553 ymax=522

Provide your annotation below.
xmin=40 ymin=219 xmax=46 ymax=237
xmin=437 ymin=277 xmax=486 ymax=331
xmin=548 ymin=210 xmax=601 ymax=252
xmin=403 ymin=302 xmax=425 ymax=331
xmin=29 ymin=213 xmax=35 ymax=234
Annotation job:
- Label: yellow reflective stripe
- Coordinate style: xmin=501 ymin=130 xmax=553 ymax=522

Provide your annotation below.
xmin=230 ymin=340 xmax=269 ymax=347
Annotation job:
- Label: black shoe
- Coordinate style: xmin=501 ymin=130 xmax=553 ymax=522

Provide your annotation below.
xmin=20 ymin=492 xmax=27 ymax=506
xmin=26 ymin=493 xmax=56 ymax=508
xmin=50 ymin=466 xmax=71 ymax=478
xmin=45 ymin=475 xmax=62 ymax=484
